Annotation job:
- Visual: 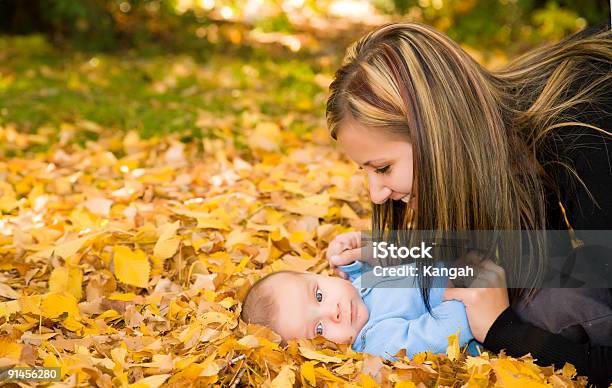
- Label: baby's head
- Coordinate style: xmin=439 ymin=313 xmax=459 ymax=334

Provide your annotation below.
xmin=241 ymin=270 xmax=369 ymax=345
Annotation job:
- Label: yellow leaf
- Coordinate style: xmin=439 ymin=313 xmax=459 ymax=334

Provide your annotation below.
xmin=49 ymin=266 xmax=83 ymax=300
xmin=191 ymin=274 xmax=217 ymax=293
xmin=62 ymin=316 xmax=84 ymax=332
xmin=0 ymin=183 xmax=18 ymax=212
xmin=0 ymin=301 xmax=19 ymax=319
xmin=361 ymin=354 xmax=384 ymax=384
xmin=395 ymin=382 xmax=416 ymax=388
xmin=199 ymin=352 xmax=221 ymax=377
xmin=225 ymin=229 xmax=251 ymax=249
xmin=172 ymin=363 xmax=204 ymax=380
xmin=339 ymin=203 xmax=360 ymax=220
xmin=153 ymin=221 xmax=181 ymax=259
xmin=69 ymin=208 xmax=97 ymax=231
xmin=237 ymin=335 xmax=260 ymax=348
xmin=34 ymin=229 xmax=106 ymax=263
xmin=41 ymin=292 xmax=80 ymax=319
xmin=43 ymin=353 xmax=61 ymax=368
xmin=360 ymin=373 xmax=379 ymax=388
xmin=111 ymin=345 xmax=128 ymax=371
xmin=412 ymin=352 xmax=426 ymax=364
xmin=285 ymin=192 xmax=331 ymax=217
xmin=446 ymin=332 xmax=460 ymax=361
xmin=561 ymin=363 xmax=576 ymax=379
xmin=128 ymin=374 xmax=171 ymax=388
xmin=0 ymin=338 xmax=22 ymax=360
xmin=249 ymin=122 xmax=281 ymax=152
xmin=466 ymin=356 xmax=490 ymax=368
xmin=288 ymin=231 xmax=306 ymax=244
xmin=300 ymin=361 xmax=316 ymax=386
xmin=258 ymin=179 xmax=283 ymax=192
xmin=333 ymin=360 xmax=356 ymax=376
xmin=282 ymin=181 xmax=308 ymax=196
xmin=30 ymin=227 xmax=62 ymax=246
xmin=84 ymin=197 xmax=113 ymax=217
xmin=199 ymin=311 xmax=235 ymax=327
xmin=492 ymin=359 xmax=548 ymax=387
xmin=113 ymin=246 xmax=151 ymax=288
xmin=178 ymin=324 xmax=202 ymax=345
xmin=196 ymin=217 xmax=230 ymax=230
xmin=299 ymin=347 xmax=342 ymax=363
xmin=174 ymin=354 xmax=200 ymax=370
xmin=132 ymin=354 xmax=173 ymax=370
xmin=108 ymin=292 xmax=139 ymax=301
xmin=18 ymin=294 xmax=42 ymax=315
xmin=285 ymin=200 xmax=328 ymax=218
xmin=0 ymin=283 xmax=18 ymax=299
xmin=282 ymin=255 xmax=317 ymax=272
xmin=494 ymin=367 xmax=549 ymax=388
xmin=51 ymin=236 xmax=90 ymax=259
xmin=314 ymin=367 xmax=345 ymax=383
xmin=271 ymin=364 xmax=295 ymax=387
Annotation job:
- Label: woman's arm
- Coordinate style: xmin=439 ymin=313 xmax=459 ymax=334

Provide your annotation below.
xmin=443 ymin=260 xmax=510 ymax=342
xmin=444 ymin=286 xmax=612 ymax=387
xmin=484 ymin=305 xmax=612 ymax=387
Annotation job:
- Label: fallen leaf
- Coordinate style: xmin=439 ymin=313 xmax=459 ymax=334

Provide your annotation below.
xmin=299 ymin=347 xmax=342 ymax=363
xmin=113 ymin=246 xmax=151 ymax=288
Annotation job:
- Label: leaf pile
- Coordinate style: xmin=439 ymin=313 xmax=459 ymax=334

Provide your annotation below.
xmin=0 ymin=126 xmax=586 ymax=387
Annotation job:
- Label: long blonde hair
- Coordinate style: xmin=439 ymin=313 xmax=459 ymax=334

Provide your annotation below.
xmin=326 ymin=22 xmax=611 ymax=304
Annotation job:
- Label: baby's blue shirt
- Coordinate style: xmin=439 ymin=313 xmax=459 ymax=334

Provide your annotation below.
xmin=338 ymin=261 xmax=481 ymax=361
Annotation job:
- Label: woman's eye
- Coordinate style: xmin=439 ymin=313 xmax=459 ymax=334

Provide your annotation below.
xmin=315 ymin=288 xmax=323 ymax=302
xmin=374 ymin=165 xmax=390 ymax=174
xmin=316 ymin=322 xmax=324 ymax=336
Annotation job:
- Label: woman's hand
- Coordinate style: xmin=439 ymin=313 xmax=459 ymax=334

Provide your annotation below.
xmin=326 ymin=231 xmax=363 ymax=279
xmin=443 ymin=259 xmax=509 ymax=342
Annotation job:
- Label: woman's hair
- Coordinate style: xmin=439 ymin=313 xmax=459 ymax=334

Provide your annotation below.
xmin=326 ymin=21 xmax=611 ymax=306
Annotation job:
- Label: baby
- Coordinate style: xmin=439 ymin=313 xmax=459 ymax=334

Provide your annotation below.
xmin=241 ymin=260 xmax=480 ymax=360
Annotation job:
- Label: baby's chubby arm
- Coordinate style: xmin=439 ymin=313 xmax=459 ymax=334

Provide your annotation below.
xmin=362 ymin=300 xmax=474 ymax=361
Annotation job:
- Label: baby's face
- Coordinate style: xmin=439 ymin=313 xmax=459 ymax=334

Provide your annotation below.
xmin=269 ymin=272 xmax=369 ymax=344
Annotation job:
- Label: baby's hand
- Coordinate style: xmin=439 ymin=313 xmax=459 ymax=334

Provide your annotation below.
xmin=326 ymin=231 xmax=363 ymax=279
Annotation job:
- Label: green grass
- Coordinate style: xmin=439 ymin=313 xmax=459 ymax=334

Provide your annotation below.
xmin=0 ymin=33 xmax=334 ymax=154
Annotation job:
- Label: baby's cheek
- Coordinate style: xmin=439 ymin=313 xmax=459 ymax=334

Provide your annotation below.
xmin=346 ymin=282 xmax=359 ymax=296
xmin=326 ymin=326 xmax=351 ymax=344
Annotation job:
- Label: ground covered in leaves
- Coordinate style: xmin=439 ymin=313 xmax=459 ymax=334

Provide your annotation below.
xmin=0 ymin=127 xmax=587 ymax=387
xmin=0 ymin=34 xmax=587 ymax=387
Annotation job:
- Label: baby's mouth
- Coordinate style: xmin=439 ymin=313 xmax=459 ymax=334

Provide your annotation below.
xmin=350 ymin=300 xmax=355 ymax=324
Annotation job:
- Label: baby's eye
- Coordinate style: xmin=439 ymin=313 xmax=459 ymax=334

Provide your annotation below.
xmin=315 ymin=287 xmax=323 ymax=302
xmin=316 ymin=322 xmax=324 ymax=336
xmin=374 ymin=165 xmax=390 ymax=174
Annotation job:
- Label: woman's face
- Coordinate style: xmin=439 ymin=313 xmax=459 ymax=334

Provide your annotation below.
xmin=336 ymin=120 xmax=416 ymax=208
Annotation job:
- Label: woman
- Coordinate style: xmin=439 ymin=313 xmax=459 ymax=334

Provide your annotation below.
xmin=324 ymin=21 xmax=612 ymax=386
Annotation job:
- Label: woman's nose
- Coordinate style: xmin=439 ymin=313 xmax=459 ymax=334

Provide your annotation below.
xmin=369 ymin=176 xmax=392 ymax=204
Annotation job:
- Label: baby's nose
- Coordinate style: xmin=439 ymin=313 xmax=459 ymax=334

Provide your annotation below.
xmin=330 ymin=302 xmax=341 ymax=323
